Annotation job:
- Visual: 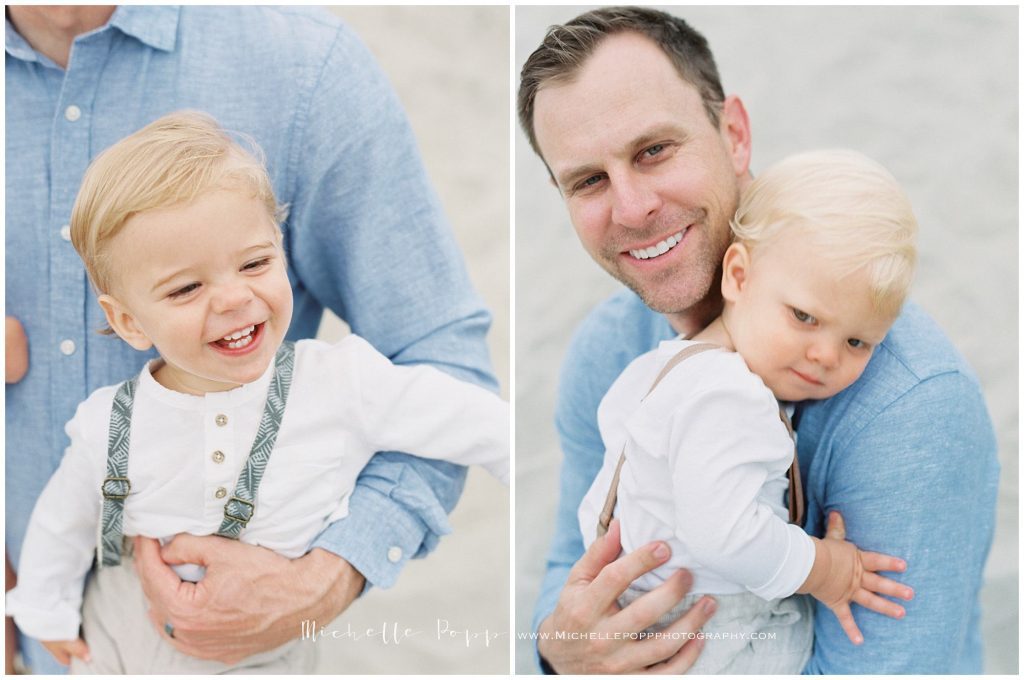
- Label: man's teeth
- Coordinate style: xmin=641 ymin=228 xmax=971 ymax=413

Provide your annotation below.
xmin=221 ymin=325 xmax=255 ymax=349
xmin=630 ymin=231 xmax=685 ymax=260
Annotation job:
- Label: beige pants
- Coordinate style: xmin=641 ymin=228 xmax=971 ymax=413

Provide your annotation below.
xmin=70 ymin=556 xmax=316 ymax=674
xmin=619 ymin=587 xmax=814 ymax=674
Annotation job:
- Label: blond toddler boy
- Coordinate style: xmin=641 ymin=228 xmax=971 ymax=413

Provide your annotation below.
xmin=6 ymin=111 xmax=509 ymax=673
xmin=578 ymin=149 xmax=917 ymax=673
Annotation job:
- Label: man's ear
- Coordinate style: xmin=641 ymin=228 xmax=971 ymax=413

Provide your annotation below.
xmin=719 ymin=95 xmax=752 ymax=179
xmin=98 ymin=294 xmax=153 ymax=351
xmin=721 ymin=242 xmax=751 ymax=302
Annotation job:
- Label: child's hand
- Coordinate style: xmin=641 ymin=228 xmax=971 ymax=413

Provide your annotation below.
xmin=42 ymin=637 xmax=91 ymax=666
xmin=799 ymin=512 xmax=915 ymax=645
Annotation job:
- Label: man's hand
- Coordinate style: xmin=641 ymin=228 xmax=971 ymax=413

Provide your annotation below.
xmin=42 ymin=638 xmax=90 ymax=666
xmin=6 ymin=316 xmax=28 ymax=384
xmin=800 ymin=512 xmax=914 ymax=645
xmin=538 ymin=519 xmax=715 ymax=674
xmin=133 ymin=535 xmax=364 ymax=664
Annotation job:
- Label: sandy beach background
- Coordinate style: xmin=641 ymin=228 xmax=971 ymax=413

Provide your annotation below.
xmin=313 ymin=7 xmax=510 ymax=674
xmin=515 ymin=6 xmax=1018 ymax=674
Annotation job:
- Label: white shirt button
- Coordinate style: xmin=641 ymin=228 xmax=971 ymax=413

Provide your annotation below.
xmin=59 ymin=339 xmax=76 ymax=356
xmin=215 ymin=414 xmax=228 ymax=427
xmin=215 ymin=487 xmax=227 ymax=499
xmin=60 ymin=224 xmax=72 ymax=241
xmin=386 ymin=546 xmax=402 ymax=563
xmin=211 ymin=450 xmax=225 ymax=464
xmin=64 ymin=105 xmax=81 ymax=122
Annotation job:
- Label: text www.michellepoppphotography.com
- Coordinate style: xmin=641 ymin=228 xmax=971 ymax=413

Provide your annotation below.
xmin=301 ymin=619 xmax=507 ymax=648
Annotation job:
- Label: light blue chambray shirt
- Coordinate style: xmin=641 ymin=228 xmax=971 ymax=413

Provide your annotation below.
xmin=534 ymin=290 xmax=999 ymax=673
xmin=6 ymin=6 xmax=496 ymax=673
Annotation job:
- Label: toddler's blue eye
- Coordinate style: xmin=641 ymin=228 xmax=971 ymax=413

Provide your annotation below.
xmin=792 ymin=308 xmax=815 ymax=324
xmin=848 ymin=338 xmax=864 ymax=349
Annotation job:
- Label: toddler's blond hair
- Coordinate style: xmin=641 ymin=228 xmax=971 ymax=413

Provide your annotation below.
xmin=731 ymin=149 xmax=917 ymax=319
xmin=70 ymin=110 xmax=286 ymax=297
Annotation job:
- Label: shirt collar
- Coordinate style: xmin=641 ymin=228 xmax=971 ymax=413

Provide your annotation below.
xmin=5 ymin=5 xmax=179 ymax=63
xmin=107 ymin=5 xmax=180 ymax=53
xmin=5 ymin=17 xmax=39 ymax=62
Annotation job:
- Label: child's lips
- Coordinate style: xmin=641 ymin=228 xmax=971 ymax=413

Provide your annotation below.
xmin=210 ymin=322 xmax=265 ymax=352
xmin=791 ymin=368 xmax=824 ymax=386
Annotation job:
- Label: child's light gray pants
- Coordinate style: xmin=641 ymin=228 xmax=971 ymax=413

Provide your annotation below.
xmin=618 ymin=587 xmax=813 ymax=674
xmin=69 ymin=554 xmax=316 ymax=674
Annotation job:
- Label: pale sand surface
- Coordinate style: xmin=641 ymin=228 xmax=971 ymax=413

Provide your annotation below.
xmin=311 ymin=7 xmax=509 ymax=674
xmin=515 ymin=6 xmax=1018 ymax=674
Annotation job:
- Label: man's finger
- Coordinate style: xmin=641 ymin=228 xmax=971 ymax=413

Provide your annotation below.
xmin=588 ymin=539 xmax=671 ymax=615
xmin=569 ymin=518 xmax=625 ymax=584
xmin=642 ymin=636 xmax=704 ymax=675
xmin=159 ymin=533 xmax=230 ymax=566
xmin=620 ymin=594 xmax=716 ymax=671
xmin=612 ymin=568 xmax=693 ymax=631
xmin=133 ymin=536 xmax=183 ymax=600
xmin=825 ymin=510 xmax=847 ymax=541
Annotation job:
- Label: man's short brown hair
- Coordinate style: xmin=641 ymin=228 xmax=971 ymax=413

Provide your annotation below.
xmin=518 ymin=6 xmax=726 ymax=160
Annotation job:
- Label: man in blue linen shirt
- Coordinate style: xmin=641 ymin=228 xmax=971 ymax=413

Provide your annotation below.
xmin=6 ymin=5 xmax=496 ymax=673
xmin=518 ymin=7 xmax=998 ymax=674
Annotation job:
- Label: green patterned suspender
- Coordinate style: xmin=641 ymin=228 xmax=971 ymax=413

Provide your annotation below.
xmin=98 ymin=341 xmax=296 ymax=566
xmin=99 ymin=376 xmax=139 ymax=566
xmin=216 ymin=341 xmax=295 ymax=538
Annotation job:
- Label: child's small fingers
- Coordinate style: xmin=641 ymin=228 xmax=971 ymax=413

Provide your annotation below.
xmin=70 ymin=638 xmax=92 ymax=662
xmin=862 ymin=572 xmax=914 ymax=600
xmin=824 ymin=511 xmax=847 ymax=541
xmin=853 ymin=588 xmax=906 ymax=620
xmin=860 ymin=550 xmax=907 ymax=573
xmin=834 ymin=605 xmax=863 ymax=645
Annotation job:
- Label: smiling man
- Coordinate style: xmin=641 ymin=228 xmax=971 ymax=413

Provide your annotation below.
xmin=518 ymin=6 xmax=998 ymax=674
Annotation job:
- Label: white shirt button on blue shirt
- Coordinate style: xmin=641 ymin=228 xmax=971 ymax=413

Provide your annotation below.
xmin=386 ymin=546 xmax=402 ymax=563
xmin=59 ymin=340 xmax=76 ymax=356
xmin=64 ymin=105 xmax=81 ymax=122
xmin=60 ymin=225 xmax=71 ymax=241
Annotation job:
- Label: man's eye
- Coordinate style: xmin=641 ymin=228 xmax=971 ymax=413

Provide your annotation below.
xmin=169 ymin=283 xmax=200 ymax=299
xmin=580 ymin=174 xmax=603 ymax=189
xmin=792 ymin=308 xmax=816 ymax=324
xmin=642 ymin=144 xmax=665 ymax=158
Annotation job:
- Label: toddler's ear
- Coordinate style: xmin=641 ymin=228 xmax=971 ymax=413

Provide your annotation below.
xmin=98 ymin=294 xmax=153 ymax=351
xmin=721 ymin=242 xmax=751 ymax=302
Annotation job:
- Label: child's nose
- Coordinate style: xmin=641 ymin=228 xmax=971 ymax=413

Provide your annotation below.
xmin=211 ymin=281 xmax=253 ymax=313
xmin=807 ymin=341 xmax=839 ymax=370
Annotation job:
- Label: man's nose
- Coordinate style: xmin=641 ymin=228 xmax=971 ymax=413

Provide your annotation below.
xmin=609 ymin=172 xmax=661 ymax=229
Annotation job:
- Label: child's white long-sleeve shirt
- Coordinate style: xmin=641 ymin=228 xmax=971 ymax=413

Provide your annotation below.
xmin=578 ymin=340 xmax=814 ymax=599
xmin=7 ymin=335 xmax=508 ymax=640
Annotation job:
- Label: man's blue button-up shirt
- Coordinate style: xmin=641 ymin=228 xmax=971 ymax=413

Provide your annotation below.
xmin=7 ymin=6 xmax=496 ymax=672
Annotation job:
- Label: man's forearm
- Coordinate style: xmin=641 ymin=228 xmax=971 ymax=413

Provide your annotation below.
xmin=308 ymin=452 xmax=467 ymax=589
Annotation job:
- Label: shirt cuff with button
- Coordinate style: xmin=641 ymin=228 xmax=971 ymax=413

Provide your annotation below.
xmin=308 ymin=455 xmax=465 ymax=590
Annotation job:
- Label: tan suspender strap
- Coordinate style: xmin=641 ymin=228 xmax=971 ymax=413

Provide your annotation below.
xmin=596 ymin=343 xmax=718 ymax=538
xmin=779 ymin=407 xmax=805 ymax=527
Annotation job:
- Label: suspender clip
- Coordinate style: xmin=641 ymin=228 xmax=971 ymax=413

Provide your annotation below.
xmin=101 ymin=476 xmax=131 ymax=500
xmin=223 ymin=496 xmax=255 ymax=526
